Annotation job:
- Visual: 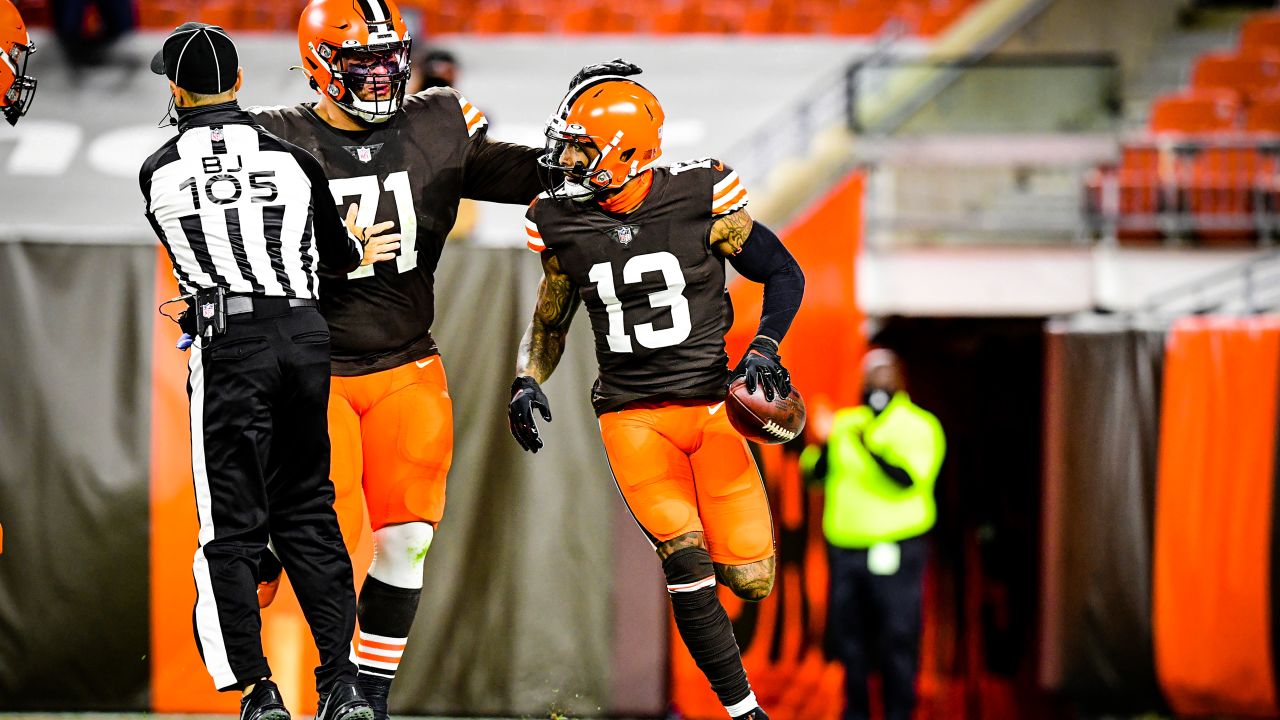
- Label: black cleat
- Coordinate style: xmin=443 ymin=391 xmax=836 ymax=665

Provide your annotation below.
xmin=732 ymin=709 xmax=769 ymax=720
xmin=240 ymin=679 xmax=290 ymax=720
xmin=315 ymin=682 xmax=375 ymax=720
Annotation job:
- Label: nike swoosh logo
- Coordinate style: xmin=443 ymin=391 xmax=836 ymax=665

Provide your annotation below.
xmin=415 ymin=358 xmax=435 ymax=369
xmin=708 ymin=402 xmax=725 ymax=415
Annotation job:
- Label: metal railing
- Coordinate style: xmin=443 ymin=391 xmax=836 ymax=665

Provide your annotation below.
xmin=1086 ymin=134 xmax=1280 ymax=243
xmin=722 ymin=30 xmax=905 ymax=191
xmin=846 ymin=52 xmax=1123 ymax=135
xmin=1142 ymin=248 xmax=1280 ymax=316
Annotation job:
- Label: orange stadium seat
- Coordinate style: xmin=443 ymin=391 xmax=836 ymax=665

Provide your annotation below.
xmin=1184 ymin=146 xmax=1270 ymax=242
xmin=742 ymin=3 xmax=782 ymax=33
xmin=1240 ymin=12 xmax=1280 ymax=55
xmin=57 ymin=0 xmax=979 ymax=34
xmin=470 ymin=3 xmax=513 ymax=33
xmin=1246 ymin=92 xmax=1280 ymax=132
xmin=831 ymin=1 xmax=893 ymax=35
xmin=1191 ymin=51 xmax=1280 ymax=103
xmin=1149 ymin=89 xmax=1242 ymax=134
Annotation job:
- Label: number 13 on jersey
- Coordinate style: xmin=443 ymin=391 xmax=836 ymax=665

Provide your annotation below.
xmin=589 ymin=251 xmax=692 ymax=353
xmin=329 ymin=170 xmax=419 ymax=279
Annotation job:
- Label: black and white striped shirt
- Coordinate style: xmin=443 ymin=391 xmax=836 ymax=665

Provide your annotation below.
xmin=140 ymin=103 xmax=362 ymax=299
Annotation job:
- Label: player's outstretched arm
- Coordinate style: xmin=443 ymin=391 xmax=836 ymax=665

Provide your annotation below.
xmin=712 ymin=209 xmax=806 ymax=400
xmin=509 ymin=251 xmax=580 ymax=453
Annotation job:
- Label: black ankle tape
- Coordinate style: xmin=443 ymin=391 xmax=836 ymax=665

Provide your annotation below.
xmin=662 ymin=546 xmax=715 ymax=585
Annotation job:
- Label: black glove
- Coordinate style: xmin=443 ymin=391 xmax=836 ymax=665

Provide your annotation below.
xmin=509 ymin=376 xmax=552 ymax=453
xmin=731 ymin=336 xmax=792 ymax=402
xmin=569 ymin=58 xmax=642 ymax=89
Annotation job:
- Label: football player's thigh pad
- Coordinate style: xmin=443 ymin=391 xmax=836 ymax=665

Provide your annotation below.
xmin=362 ymin=373 xmax=454 ymax=529
xmin=601 ymin=414 xmax=700 ymax=540
xmin=368 ymin=521 xmax=434 ymax=589
xmin=692 ymin=423 xmax=773 ymax=565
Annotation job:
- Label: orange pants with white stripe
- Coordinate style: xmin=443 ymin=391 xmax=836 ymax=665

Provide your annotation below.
xmin=328 ymin=355 xmax=454 ymax=550
xmin=599 ymin=398 xmax=775 ymax=565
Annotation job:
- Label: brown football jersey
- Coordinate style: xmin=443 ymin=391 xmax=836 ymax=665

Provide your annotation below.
xmin=251 ymin=88 xmax=543 ymax=376
xmin=526 ymin=159 xmax=750 ymax=413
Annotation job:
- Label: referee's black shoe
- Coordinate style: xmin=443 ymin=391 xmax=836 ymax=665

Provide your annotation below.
xmin=240 ymin=679 xmax=290 ymax=720
xmin=316 ymin=682 xmax=375 ymax=720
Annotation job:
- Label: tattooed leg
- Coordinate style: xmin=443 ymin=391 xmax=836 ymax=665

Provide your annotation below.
xmin=659 ymin=531 xmax=761 ymax=718
xmin=716 ymin=556 xmax=776 ymax=602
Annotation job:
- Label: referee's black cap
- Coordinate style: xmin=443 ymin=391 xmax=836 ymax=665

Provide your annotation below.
xmin=150 ymin=23 xmax=239 ymax=95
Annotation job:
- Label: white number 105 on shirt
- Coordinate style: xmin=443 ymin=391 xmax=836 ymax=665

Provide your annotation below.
xmin=329 ymin=170 xmax=418 ymax=279
xmin=588 ymin=251 xmax=692 ymax=352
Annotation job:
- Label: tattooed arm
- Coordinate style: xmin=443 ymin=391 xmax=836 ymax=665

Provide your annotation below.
xmin=709 ymin=208 xmax=754 ymax=257
xmin=516 ymin=251 xmax=581 ymax=383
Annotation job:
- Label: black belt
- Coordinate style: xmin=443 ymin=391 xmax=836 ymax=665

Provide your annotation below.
xmin=226 ymin=295 xmax=317 ymax=316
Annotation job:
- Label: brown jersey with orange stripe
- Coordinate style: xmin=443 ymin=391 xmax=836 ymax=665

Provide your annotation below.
xmin=252 ymin=88 xmax=542 ymax=376
xmin=527 ymin=158 xmax=750 ymax=413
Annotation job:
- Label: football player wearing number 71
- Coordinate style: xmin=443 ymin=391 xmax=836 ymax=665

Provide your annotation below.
xmin=507 ymin=61 xmax=805 ymax=720
xmin=246 ymin=0 xmax=546 ymax=716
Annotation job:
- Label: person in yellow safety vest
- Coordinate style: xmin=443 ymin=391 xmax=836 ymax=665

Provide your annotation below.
xmin=801 ymin=348 xmax=945 ymax=720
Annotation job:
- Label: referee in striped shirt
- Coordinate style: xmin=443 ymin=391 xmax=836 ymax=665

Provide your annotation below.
xmin=139 ymin=23 xmax=397 ymax=720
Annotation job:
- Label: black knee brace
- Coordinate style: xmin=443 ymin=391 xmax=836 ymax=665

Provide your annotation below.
xmin=662 ymin=547 xmax=754 ymax=712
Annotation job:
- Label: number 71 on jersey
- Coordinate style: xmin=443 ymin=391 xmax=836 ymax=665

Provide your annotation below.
xmin=330 ymin=171 xmax=419 ymax=279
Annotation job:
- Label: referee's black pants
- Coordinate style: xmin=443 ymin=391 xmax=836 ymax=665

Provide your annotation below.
xmin=185 ymin=299 xmax=357 ymax=694
xmin=827 ymin=535 xmax=928 ymax=720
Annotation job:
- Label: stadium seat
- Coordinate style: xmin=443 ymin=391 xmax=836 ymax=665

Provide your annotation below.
xmin=559 ymin=1 xmax=607 ymax=33
xmin=470 ymin=4 xmax=514 ymax=33
xmin=1190 ymin=51 xmax=1280 ymax=103
xmin=1114 ymin=168 xmax=1167 ymax=242
xmin=1149 ymin=89 xmax=1242 ymax=134
xmin=1240 ymin=12 xmax=1280 ymax=55
xmin=831 ymin=1 xmax=893 ymax=35
xmin=1184 ymin=147 xmax=1267 ymax=243
xmin=1246 ymin=92 xmax=1280 ymax=132
xmin=67 ymin=0 xmax=982 ymax=34
xmin=1084 ymin=141 xmax=1181 ymax=243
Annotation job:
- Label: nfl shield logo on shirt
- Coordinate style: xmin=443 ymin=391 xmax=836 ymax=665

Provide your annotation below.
xmin=344 ymin=143 xmax=384 ymax=164
xmin=210 ymin=128 xmax=223 ymax=143
xmin=201 ymin=303 xmax=215 ymax=319
xmin=610 ymin=224 xmax=638 ymax=248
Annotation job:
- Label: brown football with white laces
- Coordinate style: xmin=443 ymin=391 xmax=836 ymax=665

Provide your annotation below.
xmin=725 ymin=377 xmax=806 ymax=445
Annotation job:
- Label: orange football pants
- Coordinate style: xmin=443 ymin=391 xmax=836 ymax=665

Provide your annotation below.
xmin=328 ymin=355 xmax=453 ymax=549
xmin=599 ymin=399 xmax=775 ymax=565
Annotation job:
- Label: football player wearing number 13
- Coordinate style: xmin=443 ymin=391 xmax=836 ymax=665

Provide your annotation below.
xmin=247 ymin=0 xmax=544 ymax=716
xmin=508 ymin=63 xmax=805 ymax=720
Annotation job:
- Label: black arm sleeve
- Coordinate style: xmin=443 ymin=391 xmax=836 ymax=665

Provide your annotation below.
xmin=863 ymin=444 xmax=914 ymax=488
xmin=290 ymin=144 xmax=361 ymax=276
xmin=462 ymin=133 xmax=546 ymax=204
xmin=726 ymin=221 xmax=805 ymax=343
xmin=806 ymin=443 xmax=830 ymax=486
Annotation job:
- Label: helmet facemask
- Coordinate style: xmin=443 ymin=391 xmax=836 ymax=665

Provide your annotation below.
xmin=315 ymin=40 xmax=410 ymax=124
xmin=538 ymin=116 xmax=622 ymax=202
xmin=1 ymin=39 xmax=35 ymax=127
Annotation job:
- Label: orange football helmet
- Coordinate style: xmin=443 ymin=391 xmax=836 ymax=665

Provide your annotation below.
xmin=540 ymin=74 xmax=665 ymax=200
xmin=298 ymin=0 xmax=412 ymax=124
xmin=0 ymin=0 xmax=35 ymax=127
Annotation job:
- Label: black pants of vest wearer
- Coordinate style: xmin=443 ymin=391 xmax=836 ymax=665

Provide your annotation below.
xmin=827 ymin=536 xmax=928 ymax=720
xmin=184 ymin=298 xmax=357 ymax=694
